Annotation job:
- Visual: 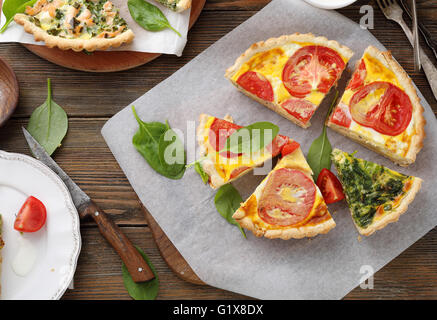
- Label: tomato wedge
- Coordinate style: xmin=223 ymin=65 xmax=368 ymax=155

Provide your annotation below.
xmin=281 ymin=98 xmax=317 ymax=124
xmin=349 ymin=81 xmax=412 ymax=136
xmin=330 ymin=102 xmax=351 ymax=128
xmin=346 ymin=59 xmax=367 ymax=91
xmin=316 ymin=168 xmax=345 ymax=204
xmin=14 ymin=196 xmax=47 ymax=233
xmin=236 ymin=71 xmax=274 ymax=102
xmin=230 ymin=166 xmax=251 ymax=180
xmin=281 ymin=141 xmax=300 ymax=157
xmin=282 ymin=45 xmax=345 ymax=98
xmin=258 ymin=168 xmax=316 ymax=226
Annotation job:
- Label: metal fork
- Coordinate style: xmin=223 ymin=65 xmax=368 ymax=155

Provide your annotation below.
xmin=377 ymin=0 xmax=437 ymax=101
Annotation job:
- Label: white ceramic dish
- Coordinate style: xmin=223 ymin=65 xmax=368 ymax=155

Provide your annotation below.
xmin=303 ymin=0 xmax=357 ymax=9
xmin=0 ymin=150 xmax=81 ymax=300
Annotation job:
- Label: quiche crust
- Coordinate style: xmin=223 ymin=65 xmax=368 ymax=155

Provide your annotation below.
xmin=357 ymin=177 xmax=422 ymax=236
xmin=14 ymin=13 xmax=134 ymax=52
xmin=225 ymin=33 xmax=354 ymax=128
xmin=327 ymin=46 xmax=426 ymax=166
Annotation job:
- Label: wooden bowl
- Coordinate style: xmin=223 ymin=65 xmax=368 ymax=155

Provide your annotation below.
xmin=0 ymin=57 xmax=19 ymax=127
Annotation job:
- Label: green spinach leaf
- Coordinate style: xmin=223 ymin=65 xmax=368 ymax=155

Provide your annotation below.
xmin=194 ymin=161 xmax=209 ymax=184
xmin=214 ymin=184 xmax=246 ymax=238
xmin=27 ymin=78 xmax=68 ymax=156
xmin=122 ymin=246 xmax=159 ymax=300
xmin=158 ymin=121 xmax=186 ymax=178
xmin=127 ymin=0 xmax=181 ymax=37
xmin=132 ymin=106 xmax=185 ymax=179
xmin=306 ymin=91 xmax=338 ymax=181
xmin=0 ymin=0 xmax=37 ymax=33
xmin=220 ymin=122 xmax=279 ymax=155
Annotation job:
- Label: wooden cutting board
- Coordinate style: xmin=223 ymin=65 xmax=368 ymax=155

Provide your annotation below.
xmin=22 ymin=0 xmax=206 ymax=72
xmin=142 ymin=206 xmax=205 ymax=285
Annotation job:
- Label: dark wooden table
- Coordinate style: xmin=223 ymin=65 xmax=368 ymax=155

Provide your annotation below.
xmin=0 ymin=0 xmax=436 ymax=299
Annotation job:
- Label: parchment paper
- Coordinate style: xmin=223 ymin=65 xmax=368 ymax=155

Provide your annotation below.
xmin=0 ymin=0 xmax=190 ymax=55
xmin=101 ymin=0 xmax=437 ymax=299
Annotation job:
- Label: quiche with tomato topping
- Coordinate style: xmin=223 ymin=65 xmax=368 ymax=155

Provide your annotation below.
xmin=332 ymin=149 xmax=422 ymax=236
xmin=233 ymin=146 xmax=335 ymax=240
xmin=327 ymin=46 xmax=425 ymax=166
xmin=14 ymin=0 xmax=134 ymax=52
xmin=196 ymin=114 xmax=293 ymax=189
xmin=225 ymin=33 xmax=353 ymax=128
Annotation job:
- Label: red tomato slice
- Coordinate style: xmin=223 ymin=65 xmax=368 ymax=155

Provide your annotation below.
xmin=330 ymin=102 xmax=351 ymax=128
xmin=281 ymin=98 xmax=317 ymax=123
xmin=14 ymin=196 xmax=47 ymax=233
xmin=349 ymin=81 xmax=412 ymax=136
xmin=209 ymin=118 xmax=242 ymax=158
xmin=282 ymin=45 xmax=345 ymax=98
xmin=236 ymin=71 xmax=274 ymax=102
xmin=346 ymin=59 xmax=367 ymax=91
xmin=230 ymin=166 xmax=251 ymax=180
xmin=281 ymin=141 xmax=300 ymax=157
xmin=266 ymin=134 xmax=290 ymax=157
xmin=258 ymin=168 xmax=316 ymax=226
xmin=316 ymin=168 xmax=345 ymax=204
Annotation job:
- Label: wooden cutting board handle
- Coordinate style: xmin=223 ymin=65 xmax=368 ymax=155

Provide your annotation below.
xmin=141 ymin=205 xmax=204 ymax=285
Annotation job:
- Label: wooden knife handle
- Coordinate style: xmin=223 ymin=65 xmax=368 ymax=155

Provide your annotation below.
xmin=80 ymin=200 xmax=155 ymax=283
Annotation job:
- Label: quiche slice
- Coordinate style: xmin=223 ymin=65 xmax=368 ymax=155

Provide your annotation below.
xmin=327 ymin=46 xmax=426 ymax=166
xmin=225 ymin=33 xmax=353 ymax=128
xmin=155 ymin=0 xmax=191 ymax=12
xmin=196 ymin=114 xmax=293 ymax=189
xmin=332 ymin=149 xmax=422 ymax=236
xmin=233 ymin=146 xmax=335 ymax=240
xmin=14 ymin=0 xmax=134 ymax=52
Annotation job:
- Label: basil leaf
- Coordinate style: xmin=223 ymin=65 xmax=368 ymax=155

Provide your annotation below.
xmin=132 ymin=106 xmax=185 ymax=179
xmin=27 ymin=78 xmax=68 ymax=156
xmin=122 ymin=246 xmax=159 ymax=300
xmin=220 ymin=122 xmax=279 ymax=155
xmin=127 ymin=0 xmax=181 ymax=37
xmin=158 ymin=123 xmax=186 ymax=178
xmin=0 ymin=0 xmax=37 ymax=33
xmin=214 ymin=184 xmax=246 ymax=238
xmin=306 ymin=92 xmax=338 ymax=181
xmin=194 ymin=161 xmax=209 ymax=184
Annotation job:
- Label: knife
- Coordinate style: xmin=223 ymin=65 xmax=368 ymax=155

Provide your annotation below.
xmin=22 ymin=127 xmax=155 ymax=283
xmin=411 ymin=0 xmax=420 ymax=71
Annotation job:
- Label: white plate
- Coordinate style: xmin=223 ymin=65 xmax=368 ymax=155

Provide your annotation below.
xmin=303 ymin=0 xmax=357 ymax=9
xmin=0 ymin=151 xmax=81 ymax=300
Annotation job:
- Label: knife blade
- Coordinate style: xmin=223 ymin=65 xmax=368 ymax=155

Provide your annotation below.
xmin=22 ymin=127 xmax=155 ymax=283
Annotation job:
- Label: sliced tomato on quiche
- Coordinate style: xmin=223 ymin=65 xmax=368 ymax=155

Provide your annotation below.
xmin=233 ymin=145 xmax=335 ymax=240
xmin=327 ymin=46 xmax=425 ymax=166
xmin=226 ymin=33 xmax=353 ymax=128
xmin=196 ymin=114 xmax=295 ymax=189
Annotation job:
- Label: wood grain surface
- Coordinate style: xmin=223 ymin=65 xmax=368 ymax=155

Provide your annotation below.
xmin=0 ymin=0 xmax=436 ymax=299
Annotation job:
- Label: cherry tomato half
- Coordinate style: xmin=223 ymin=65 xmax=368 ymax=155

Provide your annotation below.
xmin=316 ymin=168 xmax=345 ymax=204
xmin=14 ymin=196 xmax=47 ymax=233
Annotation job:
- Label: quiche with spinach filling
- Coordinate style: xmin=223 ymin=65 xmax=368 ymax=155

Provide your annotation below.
xmin=332 ymin=149 xmax=422 ymax=236
xmin=14 ymin=0 xmax=134 ymax=52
